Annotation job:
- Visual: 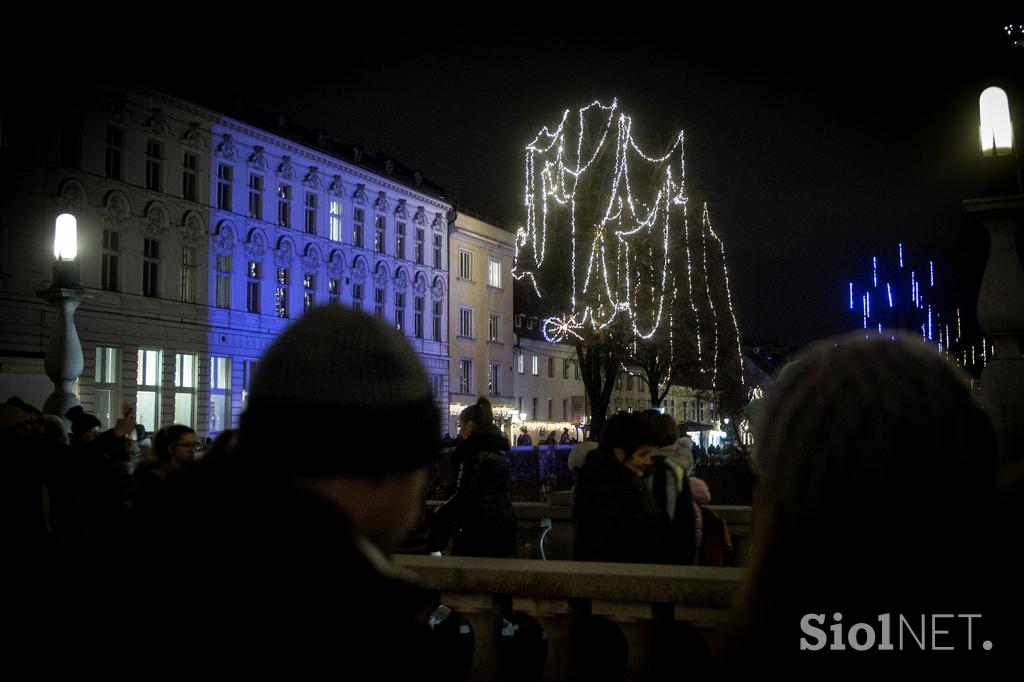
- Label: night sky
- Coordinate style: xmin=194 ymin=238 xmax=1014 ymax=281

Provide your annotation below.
xmin=143 ymin=20 xmax=1022 ymax=349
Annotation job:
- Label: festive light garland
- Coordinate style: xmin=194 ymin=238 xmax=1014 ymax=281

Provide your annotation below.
xmin=513 ymin=99 xmax=743 ymax=390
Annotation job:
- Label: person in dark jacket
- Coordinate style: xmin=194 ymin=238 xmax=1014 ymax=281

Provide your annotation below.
xmin=433 ymin=402 xmax=517 ymax=557
xmin=573 ymin=411 xmax=671 ymax=563
xmin=644 ymin=410 xmax=697 ymax=565
xmin=135 ymin=306 xmax=440 ymax=676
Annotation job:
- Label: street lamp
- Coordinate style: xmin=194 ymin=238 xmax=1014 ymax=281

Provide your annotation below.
xmin=964 ymin=86 xmax=1024 ymax=461
xmin=37 ymin=213 xmax=92 ymax=422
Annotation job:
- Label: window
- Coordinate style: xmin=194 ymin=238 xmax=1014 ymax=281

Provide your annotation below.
xmin=488 ymin=313 xmax=500 ymax=343
xmin=277 ymin=184 xmax=291 ymax=227
xmin=563 ymin=399 xmax=569 ymax=420
xmin=532 ymin=355 xmax=539 ymax=376
xmin=488 ymin=258 xmax=502 ymax=288
xmin=105 ymin=126 xmax=123 ymax=181
xmin=174 ymin=352 xmax=196 ymax=428
xmin=575 ymin=362 xmax=580 ymax=380
xmin=488 ymin=363 xmax=500 ymax=397
xmin=518 ymin=354 xmax=524 ymax=374
xmin=210 ymin=355 xmax=231 ymax=433
xmin=136 ymin=348 xmax=162 ymax=431
xmin=459 ymin=250 xmax=473 ymax=280
xmin=328 ymin=278 xmax=340 ymax=306
xmin=143 ymin=238 xmax=159 ymax=298
xmin=216 ymin=254 xmax=231 ymax=308
xmin=374 ymin=285 xmax=385 ymax=320
xmin=275 ymin=267 xmax=289 ymax=318
xmin=459 ymin=359 xmax=473 ymax=395
xmin=305 ymin=192 xmax=317 ymax=234
xmin=394 ymin=291 xmax=405 ymax=332
xmin=459 ymin=307 xmax=473 ymax=339
xmin=627 ymin=375 xmax=634 ymax=391
xmin=396 ymin=222 xmax=406 ymax=260
xmin=374 ymin=215 xmax=386 ymax=253
xmin=616 ymin=374 xmax=623 ymax=390
xmin=329 ymin=199 xmax=342 ymax=241
xmin=353 ymin=208 xmax=365 ymax=248
xmin=352 ymin=283 xmax=364 ymax=312
xmin=241 ymin=360 xmax=255 ymax=409
xmin=532 ymin=397 xmax=538 ymax=420
xmin=548 ymin=357 xmax=554 ymax=378
xmin=415 ymin=228 xmax=424 ymax=264
xmin=548 ymin=398 xmax=553 ymax=420
xmin=248 ymin=174 xmax=263 ymax=220
xmin=217 ymin=164 xmax=233 ymax=211
xmin=102 ymin=229 xmax=119 ymax=292
xmin=94 ymin=346 xmax=119 ymax=430
xmin=563 ymin=359 xmax=570 ymax=379
xmin=303 ymin=273 xmax=316 ymax=313
xmin=433 ymin=234 xmax=442 ymax=268
xmin=180 ymin=246 xmax=196 ymax=303
xmin=145 ymin=140 xmax=162 ymax=192
xmin=432 ymin=375 xmax=443 ymax=403
xmin=414 ymin=296 xmax=424 ymax=339
xmin=60 ymin=112 xmax=82 ymax=169
xmin=246 ymin=260 xmax=261 ymax=314
xmin=432 ymin=300 xmax=442 ymax=341
xmin=182 ymin=152 xmax=198 ymax=202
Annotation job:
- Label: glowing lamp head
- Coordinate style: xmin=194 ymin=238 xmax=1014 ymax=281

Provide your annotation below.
xmin=54 ymin=213 xmax=78 ymax=261
xmin=979 ymin=87 xmax=1014 ymax=158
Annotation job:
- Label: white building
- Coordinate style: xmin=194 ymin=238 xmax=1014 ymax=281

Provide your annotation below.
xmin=447 ymin=212 xmax=516 ymax=437
xmin=511 ymin=315 xmax=725 ymax=444
xmin=0 ymin=81 xmax=451 ymax=437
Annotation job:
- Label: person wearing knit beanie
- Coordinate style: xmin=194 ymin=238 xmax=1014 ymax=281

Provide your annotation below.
xmin=141 ymin=307 xmax=440 ymax=674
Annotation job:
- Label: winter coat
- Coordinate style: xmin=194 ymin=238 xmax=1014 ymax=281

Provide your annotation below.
xmin=646 ymin=455 xmax=697 ymax=564
xmin=433 ymin=425 xmax=517 ymax=557
xmin=573 ymin=448 xmax=672 ymax=564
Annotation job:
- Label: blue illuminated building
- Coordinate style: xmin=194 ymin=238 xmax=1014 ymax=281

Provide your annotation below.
xmin=0 ymin=81 xmax=452 ymax=437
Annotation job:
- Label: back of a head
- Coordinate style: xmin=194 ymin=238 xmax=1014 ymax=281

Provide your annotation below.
xmin=754 ymin=332 xmax=995 ymax=517
xmin=738 ymin=332 xmax=999 ymax=630
xmin=641 ymin=409 xmax=678 ymax=448
xmin=474 ymin=397 xmax=494 ymax=426
xmin=459 ymin=404 xmax=484 ymax=430
xmin=241 ymin=306 xmax=440 ymax=476
xmin=599 ymin=411 xmax=661 ymax=457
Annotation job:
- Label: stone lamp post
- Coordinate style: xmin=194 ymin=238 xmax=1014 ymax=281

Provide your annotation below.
xmin=964 ymin=86 xmax=1024 ymax=461
xmin=36 ymin=213 xmax=93 ymax=421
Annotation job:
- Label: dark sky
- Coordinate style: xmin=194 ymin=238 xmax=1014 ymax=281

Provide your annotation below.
xmin=143 ymin=20 xmax=1021 ymax=349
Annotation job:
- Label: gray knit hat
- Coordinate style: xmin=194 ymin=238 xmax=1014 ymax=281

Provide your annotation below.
xmin=241 ymin=306 xmax=440 ymax=475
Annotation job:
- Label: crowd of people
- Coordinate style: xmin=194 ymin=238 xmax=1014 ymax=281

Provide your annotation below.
xmin=3 ymin=310 xmax=1022 ymax=674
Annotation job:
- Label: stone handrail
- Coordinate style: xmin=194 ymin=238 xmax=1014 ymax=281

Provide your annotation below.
xmin=395 ymin=554 xmax=745 ymax=681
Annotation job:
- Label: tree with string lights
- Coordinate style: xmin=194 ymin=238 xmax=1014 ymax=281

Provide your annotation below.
xmin=513 ymin=100 xmax=744 ymax=438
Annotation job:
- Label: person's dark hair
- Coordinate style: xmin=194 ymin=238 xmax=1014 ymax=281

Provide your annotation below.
xmin=599 ymin=411 xmax=661 ymax=457
xmin=474 ymin=397 xmax=494 ymax=426
xmin=459 ymin=404 xmax=484 ymax=430
xmin=154 ymin=424 xmax=196 ymax=463
xmin=641 ymin=409 xmax=678 ymax=447
xmin=65 ymin=405 xmax=102 ymax=435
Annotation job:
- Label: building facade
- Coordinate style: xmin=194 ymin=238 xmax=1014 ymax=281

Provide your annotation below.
xmin=0 ymin=81 xmax=451 ymax=437
xmin=447 ymin=212 xmax=516 ymax=437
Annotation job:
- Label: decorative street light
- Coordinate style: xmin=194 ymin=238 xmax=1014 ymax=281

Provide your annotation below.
xmin=37 ymin=213 xmax=92 ymax=422
xmin=964 ymin=86 xmax=1024 ymax=461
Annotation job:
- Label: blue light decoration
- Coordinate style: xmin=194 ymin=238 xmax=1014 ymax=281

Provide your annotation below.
xmin=844 ymin=243 xmax=978 ymax=372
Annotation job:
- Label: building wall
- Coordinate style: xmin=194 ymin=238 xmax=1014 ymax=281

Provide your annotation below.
xmin=0 ymin=81 xmax=451 ymax=437
xmin=447 ymin=213 xmax=515 ymax=436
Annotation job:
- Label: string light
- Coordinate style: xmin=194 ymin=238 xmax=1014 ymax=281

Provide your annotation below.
xmin=898 ymin=243 xmax=903 ymax=268
xmin=515 ymin=99 xmax=741 ymax=393
xmin=872 ymin=256 xmax=878 ymax=287
xmin=930 ymin=260 xmax=935 ymax=287
xmin=849 ymin=282 xmax=854 ymax=310
xmin=887 ymin=283 xmax=893 ymax=308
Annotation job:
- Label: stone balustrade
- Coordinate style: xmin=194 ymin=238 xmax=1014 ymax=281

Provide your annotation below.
xmin=395 ymin=554 xmax=745 ymax=680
